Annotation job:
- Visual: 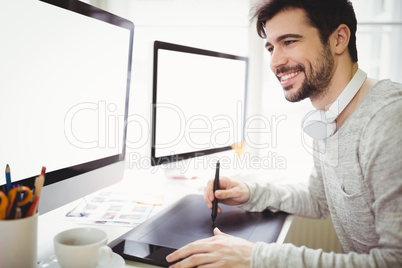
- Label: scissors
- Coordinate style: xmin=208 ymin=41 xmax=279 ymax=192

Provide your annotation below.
xmin=0 ymin=191 xmax=9 ymax=220
xmin=6 ymin=186 xmax=33 ymax=219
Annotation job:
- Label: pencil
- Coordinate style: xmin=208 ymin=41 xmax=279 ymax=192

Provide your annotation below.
xmin=5 ymin=164 xmax=11 ymax=194
xmin=26 ymin=196 xmax=40 ymax=217
xmin=32 ymin=166 xmax=46 ymax=213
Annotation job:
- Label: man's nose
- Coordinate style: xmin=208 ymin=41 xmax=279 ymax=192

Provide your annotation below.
xmin=270 ymin=48 xmax=288 ymax=71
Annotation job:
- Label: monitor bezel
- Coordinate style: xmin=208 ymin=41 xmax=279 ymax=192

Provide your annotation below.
xmin=151 ymin=41 xmax=248 ymax=166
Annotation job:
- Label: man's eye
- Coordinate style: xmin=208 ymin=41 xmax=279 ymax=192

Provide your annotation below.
xmin=284 ymin=40 xmax=296 ymax=46
xmin=267 ymin=47 xmax=273 ymax=53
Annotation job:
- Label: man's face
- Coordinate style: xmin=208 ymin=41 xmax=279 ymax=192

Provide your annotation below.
xmin=265 ymin=8 xmax=335 ymax=102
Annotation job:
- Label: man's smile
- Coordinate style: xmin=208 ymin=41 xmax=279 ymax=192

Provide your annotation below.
xmin=277 ymin=70 xmax=302 ymax=87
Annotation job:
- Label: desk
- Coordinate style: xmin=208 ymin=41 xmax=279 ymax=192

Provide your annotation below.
xmin=38 ymin=168 xmax=292 ymax=267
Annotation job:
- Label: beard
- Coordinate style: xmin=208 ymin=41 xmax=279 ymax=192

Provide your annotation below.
xmin=277 ymin=43 xmax=335 ymax=103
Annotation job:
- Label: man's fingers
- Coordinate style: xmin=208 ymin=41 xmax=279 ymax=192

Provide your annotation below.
xmin=215 ymin=187 xmax=236 ymax=200
xmin=166 ymin=239 xmax=213 ymax=264
xmin=213 ymin=227 xmax=232 ymax=237
xmin=217 ymin=206 xmax=222 ymax=214
xmin=204 ymin=179 xmax=214 ymax=208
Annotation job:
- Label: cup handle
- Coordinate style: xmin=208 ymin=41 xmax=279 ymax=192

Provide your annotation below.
xmin=97 ymin=245 xmax=113 ymax=267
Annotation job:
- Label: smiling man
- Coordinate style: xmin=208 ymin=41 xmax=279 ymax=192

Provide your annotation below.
xmin=166 ymin=0 xmax=402 ymax=267
xmin=265 ymin=12 xmax=335 ymax=104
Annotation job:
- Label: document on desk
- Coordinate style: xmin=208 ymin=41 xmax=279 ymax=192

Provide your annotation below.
xmin=65 ymin=190 xmax=164 ymax=227
xmin=109 ymin=194 xmax=287 ymax=267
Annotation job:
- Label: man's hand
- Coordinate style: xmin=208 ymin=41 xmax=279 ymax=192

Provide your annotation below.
xmin=204 ymin=176 xmax=250 ymax=214
xmin=166 ymin=227 xmax=254 ymax=268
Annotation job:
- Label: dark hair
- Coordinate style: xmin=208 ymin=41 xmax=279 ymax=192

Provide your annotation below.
xmin=252 ymin=0 xmax=358 ymax=62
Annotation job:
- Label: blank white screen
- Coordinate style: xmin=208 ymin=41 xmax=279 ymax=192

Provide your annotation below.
xmin=154 ymin=49 xmax=246 ymax=158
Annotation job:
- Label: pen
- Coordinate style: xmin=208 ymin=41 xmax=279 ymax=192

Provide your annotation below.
xmin=211 ymin=161 xmax=220 ymax=223
xmin=5 ymin=164 xmax=12 ymax=194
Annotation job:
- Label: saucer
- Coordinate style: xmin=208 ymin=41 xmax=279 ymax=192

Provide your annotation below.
xmin=38 ymin=252 xmax=125 ymax=268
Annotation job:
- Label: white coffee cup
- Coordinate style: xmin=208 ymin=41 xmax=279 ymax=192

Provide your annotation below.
xmin=54 ymin=227 xmax=113 ymax=268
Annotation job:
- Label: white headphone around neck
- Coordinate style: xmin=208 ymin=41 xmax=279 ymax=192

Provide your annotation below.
xmin=302 ymin=68 xmax=367 ymax=140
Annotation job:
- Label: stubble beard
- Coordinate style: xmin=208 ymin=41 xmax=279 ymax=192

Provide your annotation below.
xmin=279 ymin=43 xmax=335 ymax=103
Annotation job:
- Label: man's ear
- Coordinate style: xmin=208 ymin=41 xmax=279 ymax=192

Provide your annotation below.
xmin=333 ymin=24 xmax=351 ymax=55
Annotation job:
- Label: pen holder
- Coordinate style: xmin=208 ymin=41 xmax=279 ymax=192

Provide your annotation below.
xmin=0 ymin=213 xmax=38 ymax=268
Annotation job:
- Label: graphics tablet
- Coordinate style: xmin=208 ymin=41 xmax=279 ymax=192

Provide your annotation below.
xmin=109 ymin=194 xmax=287 ymax=267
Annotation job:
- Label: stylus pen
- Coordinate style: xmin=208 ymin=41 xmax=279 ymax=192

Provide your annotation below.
xmin=211 ymin=161 xmax=220 ymax=223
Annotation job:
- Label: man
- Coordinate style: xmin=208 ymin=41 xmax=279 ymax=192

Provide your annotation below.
xmin=166 ymin=0 xmax=402 ymax=267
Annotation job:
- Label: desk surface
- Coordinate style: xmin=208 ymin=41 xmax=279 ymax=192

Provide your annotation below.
xmin=38 ymin=167 xmax=292 ymax=267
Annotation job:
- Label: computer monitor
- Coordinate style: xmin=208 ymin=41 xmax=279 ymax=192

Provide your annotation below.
xmin=0 ymin=0 xmax=134 ymax=214
xmin=151 ymin=41 xmax=248 ymax=166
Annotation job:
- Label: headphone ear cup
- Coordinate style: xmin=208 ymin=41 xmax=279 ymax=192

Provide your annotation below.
xmin=302 ymin=110 xmax=337 ymax=139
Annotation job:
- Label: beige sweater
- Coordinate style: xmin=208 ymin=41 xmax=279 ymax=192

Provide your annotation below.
xmin=240 ymin=80 xmax=402 ymax=267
